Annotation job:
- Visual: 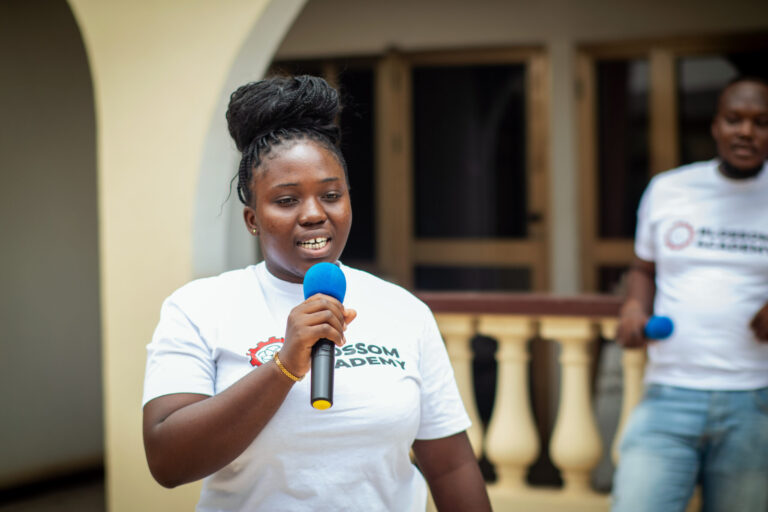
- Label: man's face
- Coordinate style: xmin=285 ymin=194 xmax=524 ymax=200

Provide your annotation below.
xmin=711 ymin=80 xmax=768 ymax=173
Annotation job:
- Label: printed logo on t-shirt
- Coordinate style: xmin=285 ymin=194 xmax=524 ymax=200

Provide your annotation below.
xmin=664 ymin=221 xmax=768 ymax=255
xmin=247 ymin=336 xmax=284 ymax=367
xmin=246 ymin=338 xmax=408 ymax=370
xmin=664 ymin=221 xmax=695 ymax=250
xmin=334 ymin=343 xmax=407 ymax=370
xmin=697 ymin=227 xmax=768 ymax=255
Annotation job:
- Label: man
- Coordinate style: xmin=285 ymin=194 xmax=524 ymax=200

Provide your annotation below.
xmin=611 ymin=76 xmax=768 ymax=512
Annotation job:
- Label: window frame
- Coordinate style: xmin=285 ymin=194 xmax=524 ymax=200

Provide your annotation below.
xmin=272 ymin=47 xmax=551 ymax=291
xmin=379 ymin=47 xmax=551 ymax=290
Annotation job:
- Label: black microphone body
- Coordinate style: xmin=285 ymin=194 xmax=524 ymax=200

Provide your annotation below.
xmin=310 ymin=339 xmax=335 ymax=410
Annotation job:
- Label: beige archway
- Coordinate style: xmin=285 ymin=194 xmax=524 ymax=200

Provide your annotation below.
xmin=66 ymin=2 xmax=305 ymax=509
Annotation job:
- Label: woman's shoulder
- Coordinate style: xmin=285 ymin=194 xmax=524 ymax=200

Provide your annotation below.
xmin=166 ymin=266 xmax=258 ymax=308
xmin=342 ymin=265 xmax=430 ymax=312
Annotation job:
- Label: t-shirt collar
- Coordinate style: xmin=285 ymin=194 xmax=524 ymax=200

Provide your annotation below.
xmin=254 ymin=261 xmax=346 ymax=299
xmin=712 ymin=159 xmax=768 ymax=187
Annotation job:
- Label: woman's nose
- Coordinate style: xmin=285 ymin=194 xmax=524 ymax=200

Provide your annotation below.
xmin=298 ymin=198 xmax=327 ymax=225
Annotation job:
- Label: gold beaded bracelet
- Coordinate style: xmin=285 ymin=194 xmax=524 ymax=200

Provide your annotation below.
xmin=273 ymin=352 xmax=303 ymax=382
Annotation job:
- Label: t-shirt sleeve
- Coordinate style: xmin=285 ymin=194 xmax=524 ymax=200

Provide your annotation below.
xmin=634 ymin=179 xmax=656 ymax=262
xmin=141 ymin=296 xmax=216 ymax=407
xmin=415 ymin=310 xmax=471 ymax=440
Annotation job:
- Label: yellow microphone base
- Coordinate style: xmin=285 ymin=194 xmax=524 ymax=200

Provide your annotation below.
xmin=312 ymin=399 xmax=332 ymax=410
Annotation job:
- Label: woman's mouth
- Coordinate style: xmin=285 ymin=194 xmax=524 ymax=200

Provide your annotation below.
xmin=297 ymin=237 xmax=329 ymax=250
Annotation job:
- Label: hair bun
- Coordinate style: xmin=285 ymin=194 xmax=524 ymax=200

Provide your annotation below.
xmin=226 ymin=75 xmax=340 ymax=152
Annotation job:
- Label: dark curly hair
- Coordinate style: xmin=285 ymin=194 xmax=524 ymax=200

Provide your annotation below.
xmin=226 ymin=75 xmax=347 ymax=205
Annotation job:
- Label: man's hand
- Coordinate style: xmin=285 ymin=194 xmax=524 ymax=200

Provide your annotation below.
xmin=616 ymin=306 xmax=650 ymax=348
xmin=750 ymin=302 xmax=768 ymax=342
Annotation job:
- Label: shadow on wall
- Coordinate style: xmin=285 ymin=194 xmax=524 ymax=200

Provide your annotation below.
xmin=0 ymin=0 xmax=103 ymax=490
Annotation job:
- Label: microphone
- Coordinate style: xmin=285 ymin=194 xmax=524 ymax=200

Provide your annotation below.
xmin=303 ymin=262 xmax=346 ymax=410
xmin=644 ymin=315 xmax=674 ymax=340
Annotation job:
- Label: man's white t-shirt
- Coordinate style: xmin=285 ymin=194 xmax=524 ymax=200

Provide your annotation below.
xmin=143 ymin=262 xmax=470 ymax=511
xmin=635 ymin=159 xmax=768 ymax=390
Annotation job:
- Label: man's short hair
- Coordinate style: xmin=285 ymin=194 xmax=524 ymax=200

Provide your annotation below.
xmin=722 ymin=75 xmax=768 ymax=93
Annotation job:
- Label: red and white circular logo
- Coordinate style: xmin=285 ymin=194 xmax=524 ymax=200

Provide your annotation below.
xmin=247 ymin=336 xmax=284 ymax=367
xmin=664 ymin=221 xmax=695 ymax=250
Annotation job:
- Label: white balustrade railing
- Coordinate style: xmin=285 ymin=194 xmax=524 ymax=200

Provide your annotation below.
xmin=418 ymin=292 xmax=652 ymax=512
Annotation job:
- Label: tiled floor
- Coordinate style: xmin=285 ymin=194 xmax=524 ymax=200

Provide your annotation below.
xmin=0 ymin=476 xmax=105 ymax=512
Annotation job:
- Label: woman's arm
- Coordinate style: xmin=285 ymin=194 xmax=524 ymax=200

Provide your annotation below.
xmin=412 ymin=432 xmax=491 ymax=512
xmin=616 ymin=257 xmax=656 ymax=348
xmin=143 ymin=294 xmax=355 ymax=488
xmin=143 ymin=361 xmax=294 ymax=488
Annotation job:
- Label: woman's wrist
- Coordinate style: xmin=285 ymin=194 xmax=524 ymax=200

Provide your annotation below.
xmin=273 ymin=351 xmax=304 ymax=382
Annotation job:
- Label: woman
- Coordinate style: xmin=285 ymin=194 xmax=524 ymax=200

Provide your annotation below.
xmin=142 ymin=75 xmax=491 ymax=511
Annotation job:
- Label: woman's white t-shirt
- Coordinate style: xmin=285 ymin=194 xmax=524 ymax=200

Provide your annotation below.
xmin=143 ymin=262 xmax=470 ymax=511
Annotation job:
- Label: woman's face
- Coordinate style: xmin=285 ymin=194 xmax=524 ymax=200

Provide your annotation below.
xmin=244 ymin=139 xmax=352 ymax=283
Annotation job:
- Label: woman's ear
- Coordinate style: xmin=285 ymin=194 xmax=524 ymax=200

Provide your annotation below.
xmin=243 ymin=206 xmax=259 ymax=235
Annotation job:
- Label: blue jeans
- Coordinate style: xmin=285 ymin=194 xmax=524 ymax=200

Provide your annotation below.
xmin=612 ymin=384 xmax=768 ymax=512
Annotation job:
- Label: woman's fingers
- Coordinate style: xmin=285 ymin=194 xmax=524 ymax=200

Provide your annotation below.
xmin=301 ymin=294 xmax=345 ymax=317
xmin=280 ymin=296 xmax=353 ymax=375
xmin=297 ymin=315 xmax=347 ymax=346
xmin=300 ymin=295 xmax=357 ymax=332
xmin=285 ymin=295 xmax=355 ymax=350
xmin=301 ymin=309 xmax=346 ymax=338
xmin=343 ymin=308 xmax=357 ymax=329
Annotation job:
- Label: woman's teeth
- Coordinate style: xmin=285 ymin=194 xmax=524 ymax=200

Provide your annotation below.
xmin=298 ymin=237 xmax=328 ymax=249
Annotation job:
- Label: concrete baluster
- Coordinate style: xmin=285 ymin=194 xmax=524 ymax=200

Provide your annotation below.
xmin=480 ymin=315 xmax=540 ymax=490
xmin=542 ymin=317 xmax=603 ymax=494
xmin=599 ymin=317 xmax=648 ymax=463
xmin=612 ymin=348 xmax=647 ymax=463
xmin=436 ymin=313 xmax=483 ymax=457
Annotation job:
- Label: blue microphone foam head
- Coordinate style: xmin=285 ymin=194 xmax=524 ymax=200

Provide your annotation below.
xmin=644 ymin=315 xmax=674 ymax=340
xmin=303 ymin=262 xmax=346 ymax=302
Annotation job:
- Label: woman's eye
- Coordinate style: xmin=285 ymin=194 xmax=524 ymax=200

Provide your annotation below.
xmin=275 ymin=197 xmax=297 ymax=206
xmin=323 ymin=192 xmax=342 ymax=201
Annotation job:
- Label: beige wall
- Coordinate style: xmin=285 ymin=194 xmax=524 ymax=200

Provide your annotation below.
xmin=0 ymin=0 xmax=102 ymax=486
xmin=276 ymin=0 xmax=768 ymax=294
xmin=277 ymin=0 xmax=768 ymax=56
xmin=66 ymin=1 xmax=300 ymax=509
xmin=193 ymin=0 xmax=307 ymax=279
